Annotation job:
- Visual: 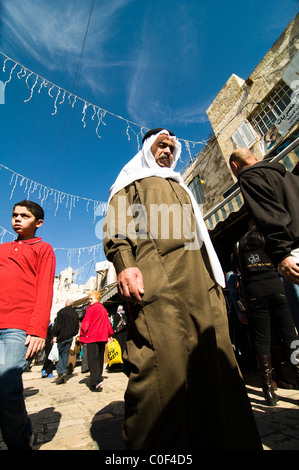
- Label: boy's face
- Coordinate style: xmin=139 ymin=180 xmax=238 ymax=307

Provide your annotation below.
xmin=11 ymin=205 xmax=43 ymax=240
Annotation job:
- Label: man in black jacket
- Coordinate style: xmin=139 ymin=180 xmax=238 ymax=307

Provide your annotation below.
xmin=229 ymin=148 xmax=299 ymax=286
xmin=52 ymin=299 xmax=79 ymax=384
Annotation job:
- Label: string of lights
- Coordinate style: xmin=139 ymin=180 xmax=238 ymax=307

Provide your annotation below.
xmin=0 ymin=162 xmax=108 ymax=220
xmin=0 ymin=222 xmax=103 ymax=267
xmin=0 ymin=51 xmax=210 ymax=157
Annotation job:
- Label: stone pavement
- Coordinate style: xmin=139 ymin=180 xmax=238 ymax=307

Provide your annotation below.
xmin=1 ymin=361 xmax=299 ymax=451
xmin=244 ymin=365 xmax=299 ymax=450
xmin=0 ymin=361 xmax=128 ymax=451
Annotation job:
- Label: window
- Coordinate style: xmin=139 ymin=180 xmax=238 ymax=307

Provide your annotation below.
xmin=188 ymin=176 xmax=204 ymax=205
xmin=232 ymin=121 xmax=257 ymax=148
xmin=249 ymin=81 xmax=293 ymax=136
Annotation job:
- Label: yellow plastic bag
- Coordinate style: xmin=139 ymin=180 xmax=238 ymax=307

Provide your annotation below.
xmin=108 ymin=339 xmax=123 ymax=366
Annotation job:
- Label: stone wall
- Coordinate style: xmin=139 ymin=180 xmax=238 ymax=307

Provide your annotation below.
xmin=183 ymin=14 xmax=299 ymax=217
xmin=206 ymin=14 xmax=299 ymax=167
xmin=183 ymin=136 xmax=234 ymax=214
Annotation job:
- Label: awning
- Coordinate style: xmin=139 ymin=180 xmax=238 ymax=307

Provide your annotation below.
xmin=100 ymin=282 xmax=118 ymax=303
xmin=204 ymin=190 xmax=244 ymax=231
xmin=72 ymin=296 xmax=89 ymax=308
xmin=66 ymin=282 xmax=118 ymax=309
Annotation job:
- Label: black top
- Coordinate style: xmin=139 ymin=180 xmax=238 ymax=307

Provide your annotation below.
xmin=238 ymin=161 xmax=299 ymax=266
xmin=52 ymin=306 xmax=79 ymax=343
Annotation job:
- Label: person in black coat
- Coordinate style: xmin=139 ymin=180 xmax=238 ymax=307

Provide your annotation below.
xmin=230 ymin=148 xmax=299 ymax=334
xmin=52 ymin=299 xmax=79 ymax=384
xmin=229 ymin=148 xmax=299 ymax=285
xmin=41 ymin=322 xmax=55 ymax=377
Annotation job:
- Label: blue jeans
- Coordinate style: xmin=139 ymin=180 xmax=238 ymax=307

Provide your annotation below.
xmin=56 ymin=338 xmax=72 ymax=375
xmin=0 ymin=329 xmax=32 ymax=448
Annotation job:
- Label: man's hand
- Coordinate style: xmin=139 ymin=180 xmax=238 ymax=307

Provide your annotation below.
xmin=25 ymin=335 xmax=45 ymax=359
xmin=278 ymin=256 xmax=299 ymax=285
xmin=117 ymin=267 xmax=144 ymax=303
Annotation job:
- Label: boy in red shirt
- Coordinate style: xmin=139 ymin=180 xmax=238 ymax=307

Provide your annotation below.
xmin=0 ymin=200 xmax=56 ymax=450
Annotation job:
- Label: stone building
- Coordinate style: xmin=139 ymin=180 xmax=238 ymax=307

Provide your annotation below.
xmin=53 ymin=261 xmax=118 ymax=319
xmin=206 ymin=14 xmax=298 ymax=164
xmin=51 ymin=266 xmax=97 ymax=321
xmin=182 ymin=14 xmax=299 ymax=270
xmin=182 ymin=135 xmax=235 ymax=215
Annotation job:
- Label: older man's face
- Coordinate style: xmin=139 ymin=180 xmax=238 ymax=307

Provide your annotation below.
xmin=150 ymin=134 xmax=175 ymax=168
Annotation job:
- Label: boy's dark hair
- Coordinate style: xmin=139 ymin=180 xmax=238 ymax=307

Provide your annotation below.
xmin=13 ymin=200 xmax=44 ymax=220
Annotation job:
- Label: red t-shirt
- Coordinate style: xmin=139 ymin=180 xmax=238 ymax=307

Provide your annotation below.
xmin=80 ymin=302 xmax=113 ymax=343
xmin=0 ymin=237 xmax=56 ymax=338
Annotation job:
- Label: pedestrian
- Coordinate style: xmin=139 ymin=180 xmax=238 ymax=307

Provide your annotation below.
xmin=229 ymin=148 xmax=299 ymax=285
xmin=103 ymin=128 xmax=262 ymax=450
xmin=79 ymin=291 xmax=113 ymax=392
xmin=67 ymin=333 xmax=81 ymax=375
xmin=237 ymin=226 xmax=299 ymax=405
xmin=41 ymin=322 xmax=55 ymax=378
xmin=0 ymin=199 xmax=55 ymax=450
xmin=52 ymin=299 xmax=79 ymax=385
xmin=112 ymin=305 xmax=128 ymax=356
xmin=225 ymin=267 xmax=254 ymax=371
xmin=229 ymin=148 xmax=299 ymax=331
xmin=107 ymin=304 xmax=128 ymax=373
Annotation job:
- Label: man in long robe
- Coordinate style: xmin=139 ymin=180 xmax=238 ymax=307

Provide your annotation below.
xmin=103 ymin=128 xmax=262 ymax=450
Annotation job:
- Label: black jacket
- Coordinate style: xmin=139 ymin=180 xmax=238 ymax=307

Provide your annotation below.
xmin=238 ymin=161 xmax=299 ymax=266
xmin=52 ymin=306 xmax=79 ymax=343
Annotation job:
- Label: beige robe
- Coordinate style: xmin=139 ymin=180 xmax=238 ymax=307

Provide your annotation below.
xmin=103 ymin=176 xmax=262 ymax=450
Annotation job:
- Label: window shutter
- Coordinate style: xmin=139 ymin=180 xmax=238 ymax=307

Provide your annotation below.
xmin=188 ymin=176 xmax=204 ymax=205
xmin=232 ymin=121 xmax=257 ymax=148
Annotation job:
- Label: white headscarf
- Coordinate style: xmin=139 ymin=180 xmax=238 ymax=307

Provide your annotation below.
xmin=108 ymin=130 xmax=225 ymax=287
xmin=108 ymin=130 xmax=183 ymax=201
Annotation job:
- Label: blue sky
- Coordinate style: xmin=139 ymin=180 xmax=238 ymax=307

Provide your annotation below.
xmin=0 ymin=0 xmax=298 ymax=280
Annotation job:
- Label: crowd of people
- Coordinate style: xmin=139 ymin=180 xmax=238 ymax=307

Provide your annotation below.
xmin=40 ymin=293 xmax=128 ymax=389
xmin=0 ymin=130 xmax=298 ymax=451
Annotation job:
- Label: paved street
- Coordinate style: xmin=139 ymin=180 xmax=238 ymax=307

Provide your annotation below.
xmin=1 ymin=361 xmax=299 ymax=451
xmin=0 ymin=362 xmax=128 ymax=451
xmin=245 ymin=365 xmax=299 ymax=450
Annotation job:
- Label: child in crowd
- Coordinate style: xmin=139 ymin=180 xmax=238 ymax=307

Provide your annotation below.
xmin=0 ymin=200 xmax=56 ymax=450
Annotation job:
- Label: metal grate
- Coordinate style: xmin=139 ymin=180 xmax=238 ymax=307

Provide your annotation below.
xmin=249 ymin=81 xmax=293 ymax=135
